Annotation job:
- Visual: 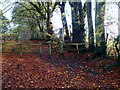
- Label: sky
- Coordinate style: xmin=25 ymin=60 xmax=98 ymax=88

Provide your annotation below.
xmin=1 ymin=0 xmax=120 ymax=38
xmin=1 ymin=0 xmax=14 ymax=19
xmin=104 ymin=1 xmax=119 ymax=38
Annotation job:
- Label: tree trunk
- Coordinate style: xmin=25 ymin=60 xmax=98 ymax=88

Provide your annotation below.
xmin=71 ymin=2 xmax=85 ymax=49
xmin=86 ymin=1 xmax=94 ymax=52
xmin=78 ymin=1 xmax=85 ymax=45
xmin=118 ymin=2 xmax=120 ymax=36
xmin=72 ymin=2 xmax=82 ymax=43
xmin=46 ymin=2 xmax=50 ymax=33
xmin=115 ymin=36 xmax=120 ymax=64
xmin=70 ymin=2 xmax=75 ymax=40
xmin=95 ymin=1 xmax=106 ymax=58
xmin=60 ymin=2 xmax=69 ymax=42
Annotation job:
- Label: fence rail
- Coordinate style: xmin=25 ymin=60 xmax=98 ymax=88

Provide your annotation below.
xmin=2 ymin=41 xmax=86 ymax=58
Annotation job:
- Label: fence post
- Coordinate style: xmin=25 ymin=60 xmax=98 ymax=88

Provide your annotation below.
xmin=40 ymin=42 xmax=42 ymax=57
xmin=59 ymin=40 xmax=64 ymax=56
xmin=48 ymin=41 xmax=52 ymax=59
xmin=76 ymin=44 xmax=79 ymax=54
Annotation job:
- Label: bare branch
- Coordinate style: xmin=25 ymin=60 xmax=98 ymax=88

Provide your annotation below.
xmin=3 ymin=6 xmax=13 ymax=14
xmin=29 ymin=2 xmax=45 ymax=18
xmin=2 ymin=2 xmax=16 ymax=14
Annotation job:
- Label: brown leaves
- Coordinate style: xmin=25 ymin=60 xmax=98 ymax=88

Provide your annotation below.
xmin=2 ymin=40 xmax=120 ymax=89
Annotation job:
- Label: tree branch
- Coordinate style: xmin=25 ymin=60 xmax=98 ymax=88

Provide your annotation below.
xmin=29 ymin=2 xmax=45 ymax=18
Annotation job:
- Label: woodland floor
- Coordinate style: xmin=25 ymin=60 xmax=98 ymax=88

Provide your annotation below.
xmin=1 ymin=40 xmax=120 ymax=89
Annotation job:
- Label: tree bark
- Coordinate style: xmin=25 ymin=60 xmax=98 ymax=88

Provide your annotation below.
xmin=86 ymin=1 xmax=94 ymax=52
xmin=71 ymin=2 xmax=85 ymax=49
xmin=46 ymin=2 xmax=50 ymax=33
xmin=59 ymin=2 xmax=69 ymax=42
xmin=95 ymin=1 xmax=106 ymax=58
xmin=115 ymin=36 xmax=120 ymax=64
xmin=118 ymin=2 xmax=120 ymax=36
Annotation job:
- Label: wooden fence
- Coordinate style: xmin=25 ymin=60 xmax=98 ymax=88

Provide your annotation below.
xmin=2 ymin=41 xmax=85 ymax=58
